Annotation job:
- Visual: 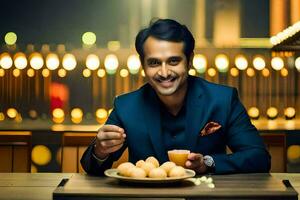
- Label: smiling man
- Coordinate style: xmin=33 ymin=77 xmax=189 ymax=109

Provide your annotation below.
xmin=81 ymin=19 xmax=271 ymax=176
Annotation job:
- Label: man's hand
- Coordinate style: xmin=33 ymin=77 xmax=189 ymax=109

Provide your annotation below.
xmin=185 ymin=153 xmax=207 ymax=174
xmin=93 ymin=124 xmax=126 ymax=159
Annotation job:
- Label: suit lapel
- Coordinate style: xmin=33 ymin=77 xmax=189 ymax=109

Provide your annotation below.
xmin=142 ymin=85 xmax=167 ymax=161
xmin=186 ymin=76 xmax=210 ymax=152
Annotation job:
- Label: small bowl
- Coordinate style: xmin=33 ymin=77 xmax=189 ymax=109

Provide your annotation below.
xmin=167 ymin=149 xmax=190 ymax=167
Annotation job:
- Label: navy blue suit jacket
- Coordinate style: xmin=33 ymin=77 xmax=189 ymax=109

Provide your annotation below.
xmin=81 ymin=76 xmax=271 ymax=175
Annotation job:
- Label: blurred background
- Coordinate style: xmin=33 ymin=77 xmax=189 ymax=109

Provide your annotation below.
xmin=0 ymin=0 xmax=300 ymax=173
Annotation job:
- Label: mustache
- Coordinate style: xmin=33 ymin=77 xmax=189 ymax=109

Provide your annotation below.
xmin=154 ymin=75 xmax=177 ymax=82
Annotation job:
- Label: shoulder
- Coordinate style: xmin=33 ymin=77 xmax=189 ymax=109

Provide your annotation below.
xmin=114 ymin=83 xmax=150 ymax=105
xmin=190 ymin=76 xmax=236 ymax=98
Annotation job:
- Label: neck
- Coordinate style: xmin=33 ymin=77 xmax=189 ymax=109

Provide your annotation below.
xmin=158 ymin=81 xmax=188 ymax=115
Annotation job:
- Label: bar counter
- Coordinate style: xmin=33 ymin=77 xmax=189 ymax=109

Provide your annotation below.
xmin=1 ymin=118 xmax=300 ymax=132
xmin=0 ymin=173 xmax=299 ymax=200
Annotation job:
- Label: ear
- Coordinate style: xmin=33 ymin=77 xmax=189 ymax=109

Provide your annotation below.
xmin=188 ymin=52 xmax=194 ymax=70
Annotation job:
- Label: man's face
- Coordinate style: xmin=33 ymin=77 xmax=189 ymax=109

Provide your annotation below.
xmin=143 ymin=36 xmax=190 ymax=96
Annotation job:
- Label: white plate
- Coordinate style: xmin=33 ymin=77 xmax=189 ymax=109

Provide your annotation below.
xmin=104 ymin=168 xmax=196 ymax=183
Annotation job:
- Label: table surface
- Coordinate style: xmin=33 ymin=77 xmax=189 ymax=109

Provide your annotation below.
xmin=0 ymin=173 xmax=299 ymax=200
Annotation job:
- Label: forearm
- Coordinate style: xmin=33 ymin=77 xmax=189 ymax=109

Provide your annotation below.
xmin=80 ymin=143 xmax=114 ymax=176
xmin=212 ymin=147 xmax=271 ymax=174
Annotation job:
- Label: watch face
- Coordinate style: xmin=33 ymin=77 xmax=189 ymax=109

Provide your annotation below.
xmin=204 ymin=155 xmax=215 ymax=167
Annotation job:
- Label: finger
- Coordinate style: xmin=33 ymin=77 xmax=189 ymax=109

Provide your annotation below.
xmin=185 ymin=159 xmax=201 ymax=169
xmin=97 ymin=131 xmax=125 ymax=141
xmin=101 ymin=124 xmax=124 ymax=133
xmin=188 ymin=153 xmax=203 ymax=160
xmin=101 ymin=143 xmax=124 ymax=154
xmin=100 ymin=138 xmax=125 ymax=149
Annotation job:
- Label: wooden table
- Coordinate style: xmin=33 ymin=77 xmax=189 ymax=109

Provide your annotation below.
xmin=0 ymin=173 xmax=73 ymax=200
xmin=0 ymin=173 xmax=299 ymax=200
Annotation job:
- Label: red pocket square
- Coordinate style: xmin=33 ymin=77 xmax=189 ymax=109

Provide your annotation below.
xmin=200 ymin=122 xmax=222 ymax=136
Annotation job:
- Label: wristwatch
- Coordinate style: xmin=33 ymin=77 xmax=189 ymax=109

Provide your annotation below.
xmin=203 ymin=155 xmax=215 ymax=173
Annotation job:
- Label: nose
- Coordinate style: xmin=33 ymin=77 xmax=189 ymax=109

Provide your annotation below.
xmin=159 ymin=62 xmax=169 ymax=78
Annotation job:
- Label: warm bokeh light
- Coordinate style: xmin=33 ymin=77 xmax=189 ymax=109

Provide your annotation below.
xmin=284 ymin=107 xmax=296 ymax=119
xmin=107 ymin=41 xmax=120 ymax=51
xmin=46 ymin=53 xmax=60 ymax=70
xmin=230 ymin=68 xmax=239 ymax=77
xmin=188 ymin=69 xmax=197 ymax=76
xmin=271 ymin=57 xmax=284 ymax=71
xmin=42 ymin=69 xmax=50 ymax=77
xmin=52 ymin=108 xmax=65 ymax=123
xmin=215 ymin=54 xmax=229 ymax=72
xmin=71 ymin=108 xmax=83 ymax=118
xmin=261 ymin=68 xmax=270 ymax=77
xmin=71 ymin=108 xmax=83 ymax=124
xmin=86 ymin=54 xmax=100 ymax=70
xmin=97 ymin=68 xmax=106 ymax=78
xmin=287 ymin=145 xmax=300 ymax=162
xmin=0 ymin=112 xmax=5 ymax=121
xmin=53 ymin=117 xmax=64 ymax=124
xmin=52 ymin=108 xmax=64 ymax=118
xmin=266 ymin=107 xmax=278 ymax=119
xmin=31 ymin=145 xmax=52 ymax=166
xmin=82 ymin=69 xmax=91 ymax=77
xmin=246 ymin=68 xmax=255 ymax=77
xmin=295 ymin=57 xmax=300 ymax=71
xmin=108 ymin=108 xmax=113 ymax=115
xmin=104 ymin=54 xmax=119 ymax=74
xmin=96 ymin=108 xmax=108 ymax=124
xmin=120 ymin=69 xmax=129 ymax=77
xmin=253 ymin=56 xmax=265 ymax=70
xmin=14 ymin=52 xmax=27 ymax=69
xmin=13 ymin=69 xmax=21 ymax=77
xmin=29 ymin=110 xmax=38 ymax=119
xmin=270 ymin=21 xmax=300 ymax=46
xmin=193 ymin=54 xmax=207 ymax=73
xmin=207 ymin=68 xmax=217 ymax=77
xmin=62 ymin=53 xmax=76 ymax=71
xmin=27 ymin=69 xmax=35 ymax=77
xmin=29 ymin=52 xmax=44 ymax=70
xmin=0 ymin=53 xmax=13 ymax=69
xmin=58 ymin=69 xmax=67 ymax=77
xmin=4 ymin=32 xmax=17 ymax=45
xmin=127 ymin=54 xmax=141 ymax=74
xmin=280 ymin=68 xmax=288 ymax=77
xmin=15 ymin=113 xmax=22 ymax=123
xmin=0 ymin=69 xmax=5 ymax=77
xmin=82 ymin=32 xmax=96 ymax=45
xmin=141 ymin=69 xmax=145 ymax=77
xmin=31 ymin=164 xmax=38 ymax=173
xmin=235 ymin=55 xmax=248 ymax=70
xmin=248 ymin=107 xmax=260 ymax=119
xmin=7 ymin=108 xmax=17 ymax=119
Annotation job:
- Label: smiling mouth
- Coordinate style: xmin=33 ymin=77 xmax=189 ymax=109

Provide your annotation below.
xmin=156 ymin=77 xmax=177 ymax=88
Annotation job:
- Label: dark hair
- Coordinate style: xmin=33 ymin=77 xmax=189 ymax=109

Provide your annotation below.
xmin=135 ymin=18 xmax=195 ymax=64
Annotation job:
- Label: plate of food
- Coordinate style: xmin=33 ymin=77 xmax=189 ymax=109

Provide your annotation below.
xmin=104 ymin=156 xmax=196 ymax=184
xmin=105 ymin=168 xmax=195 ymax=183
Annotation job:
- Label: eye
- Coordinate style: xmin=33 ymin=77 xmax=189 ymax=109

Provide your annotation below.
xmin=147 ymin=59 xmax=161 ymax=67
xmin=168 ymin=57 xmax=182 ymax=66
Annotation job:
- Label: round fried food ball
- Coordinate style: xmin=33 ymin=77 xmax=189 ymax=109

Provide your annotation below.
xmin=129 ymin=167 xmax=147 ymax=178
xmin=160 ymin=161 xmax=176 ymax=174
xmin=140 ymin=162 xmax=156 ymax=176
xmin=145 ymin=156 xmax=160 ymax=168
xmin=168 ymin=166 xmax=186 ymax=177
xmin=117 ymin=162 xmax=135 ymax=176
xmin=148 ymin=168 xmax=167 ymax=178
xmin=135 ymin=160 xmax=145 ymax=168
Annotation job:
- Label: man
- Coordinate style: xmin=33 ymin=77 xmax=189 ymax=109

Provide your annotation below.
xmin=81 ymin=19 xmax=271 ymax=176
